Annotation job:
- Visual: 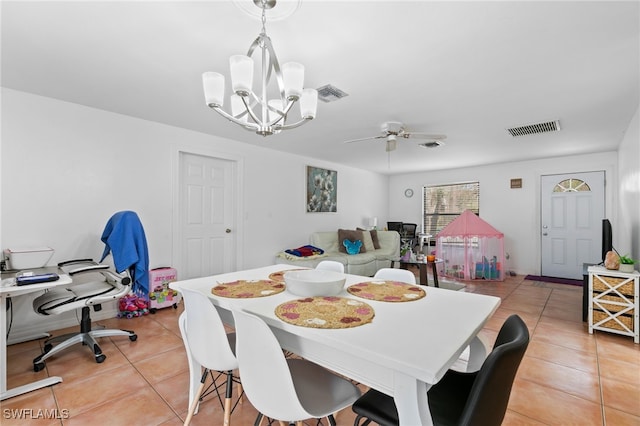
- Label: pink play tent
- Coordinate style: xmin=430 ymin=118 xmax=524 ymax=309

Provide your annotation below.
xmin=435 ymin=210 xmax=505 ymax=281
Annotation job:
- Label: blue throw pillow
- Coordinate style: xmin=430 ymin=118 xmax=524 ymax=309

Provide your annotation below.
xmin=343 ymin=239 xmax=362 ymax=255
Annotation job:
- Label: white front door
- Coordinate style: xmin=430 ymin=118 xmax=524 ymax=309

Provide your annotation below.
xmin=179 ymin=152 xmax=237 ymax=279
xmin=541 ymin=171 xmax=605 ymax=279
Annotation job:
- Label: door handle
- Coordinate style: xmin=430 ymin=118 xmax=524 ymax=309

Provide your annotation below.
xmin=225 ymin=228 xmax=232 ymax=233
xmin=542 ymin=232 xmax=548 ymax=236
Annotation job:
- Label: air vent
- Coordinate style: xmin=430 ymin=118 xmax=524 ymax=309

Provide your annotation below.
xmin=506 ymin=120 xmax=561 ymax=137
xmin=419 ymin=141 xmax=445 ymax=149
xmin=317 ymin=84 xmax=349 ymax=103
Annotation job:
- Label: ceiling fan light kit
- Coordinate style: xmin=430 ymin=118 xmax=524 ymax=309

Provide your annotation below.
xmin=202 ymin=0 xmax=318 ymax=136
xmin=419 ymin=140 xmax=445 ymax=149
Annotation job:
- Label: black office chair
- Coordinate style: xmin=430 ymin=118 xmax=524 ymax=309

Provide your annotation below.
xmin=32 ymin=260 xmax=137 ymax=370
xmin=401 ymin=223 xmax=417 ymax=249
xmin=352 ymin=314 xmax=530 ymax=426
xmin=32 ymin=211 xmax=148 ymax=370
xmin=387 ymin=222 xmax=403 ymax=233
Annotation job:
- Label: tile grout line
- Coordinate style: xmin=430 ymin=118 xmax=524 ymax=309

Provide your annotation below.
xmin=594 ymin=332 xmax=607 ymax=426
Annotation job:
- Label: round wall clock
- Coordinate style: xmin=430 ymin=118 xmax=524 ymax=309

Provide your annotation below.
xmin=404 ymin=188 xmax=414 ymax=198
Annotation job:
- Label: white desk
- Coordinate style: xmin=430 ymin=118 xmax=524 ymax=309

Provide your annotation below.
xmin=0 ymin=271 xmax=72 ymax=401
xmin=170 ymin=264 xmax=500 ymax=425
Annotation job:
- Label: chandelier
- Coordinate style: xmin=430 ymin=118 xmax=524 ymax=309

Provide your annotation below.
xmin=202 ymin=0 xmax=318 ymax=136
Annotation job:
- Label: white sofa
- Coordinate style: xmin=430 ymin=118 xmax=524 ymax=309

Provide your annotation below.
xmin=276 ymin=230 xmax=400 ymax=276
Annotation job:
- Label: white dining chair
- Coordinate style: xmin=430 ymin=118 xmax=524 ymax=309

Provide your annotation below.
xmin=180 ymin=287 xmax=241 ymax=426
xmin=373 ymin=267 xmax=417 ymax=284
xmin=231 ymin=308 xmax=361 ymax=426
xmin=315 ymin=260 xmax=345 ymax=273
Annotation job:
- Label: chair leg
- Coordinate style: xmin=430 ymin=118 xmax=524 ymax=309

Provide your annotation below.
xmin=353 ymin=415 xmax=372 ymax=426
xmin=254 ymin=413 xmax=263 ymax=426
xmin=223 ymin=371 xmax=233 ymax=426
xmin=236 ymin=378 xmax=243 ymax=404
xmin=184 ymin=369 xmax=209 ymax=426
xmin=327 ymin=414 xmax=337 ymax=426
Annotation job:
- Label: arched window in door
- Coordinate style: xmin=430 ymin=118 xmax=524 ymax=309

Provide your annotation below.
xmin=553 ymin=178 xmax=591 ymax=192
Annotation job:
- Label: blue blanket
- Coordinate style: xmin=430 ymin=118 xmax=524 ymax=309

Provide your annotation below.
xmin=100 ymin=211 xmax=150 ymax=297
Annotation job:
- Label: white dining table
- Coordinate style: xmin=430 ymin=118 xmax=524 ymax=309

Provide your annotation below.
xmin=1 ymin=271 xmax=73 ymax=401
xmin=170 ymin=264 xmax=500 ymax=425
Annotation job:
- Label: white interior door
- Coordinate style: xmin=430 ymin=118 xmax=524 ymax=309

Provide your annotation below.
xmin=541 ymin=171 xmax=605 ymax=279
xmin=179 ymin=152 xmax=237 ymax=279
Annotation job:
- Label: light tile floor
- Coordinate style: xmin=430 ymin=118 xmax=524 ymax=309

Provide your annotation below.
xmin=2 ymin=274 xmax=639 ymax=425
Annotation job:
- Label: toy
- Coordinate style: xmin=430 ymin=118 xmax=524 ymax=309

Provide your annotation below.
xmin=117 ymin=294 xmax=149 ymax=319
xmin=148 ymin=267 xmax=181 ymax=313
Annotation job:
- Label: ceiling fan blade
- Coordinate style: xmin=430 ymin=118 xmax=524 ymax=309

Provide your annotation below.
xmin=400 ymin=133 xmax=447 ymax=140
xmin=343 ymin=135 xmax=386 ymax=144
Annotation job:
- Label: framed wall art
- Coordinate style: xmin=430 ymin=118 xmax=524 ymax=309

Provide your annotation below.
xmin=306 ymin=166 xmax=337 ymax=212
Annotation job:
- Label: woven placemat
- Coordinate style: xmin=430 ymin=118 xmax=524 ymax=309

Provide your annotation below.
xmin=275 ymin=297 xmax=375 ymax=329
xmin=212 ymin=280 xmax=285 ymax=298
xmin=347 ymin=280 xmax=426 ymax=302
xmin=268 ymin=269 xmax=307 ymax=282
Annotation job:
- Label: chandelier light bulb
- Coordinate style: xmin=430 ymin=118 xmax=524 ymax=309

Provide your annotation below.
xmin=202 ymin=72 xmax=225 ymax=107
xmin=300 ymin=88 xmax=318 ymax=119
xmin=229 ymin=55 xmax=254 ymax=96
xmin=282 ymin=62 xmax=304 ymax=100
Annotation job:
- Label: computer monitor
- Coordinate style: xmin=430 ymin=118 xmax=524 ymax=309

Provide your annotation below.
xmin=602 ymin=219 xmax=613 ymax=262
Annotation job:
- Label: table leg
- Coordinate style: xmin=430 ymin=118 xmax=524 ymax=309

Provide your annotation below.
xmin=430 ymin=262 xmax=439 ymax=288
xmin=466 ymin=335 xmax=488 ymax=372
xmin=419 ymin=264 xmax=428 ymax=286
xmin=1 ymin=295 xmax=62 ymax=401
xmin=393 ymin=372 xmax=433 ymax=425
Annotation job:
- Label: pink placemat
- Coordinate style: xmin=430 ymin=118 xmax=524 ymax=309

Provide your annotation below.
xmin=275 ymin=296 xmax=375 ymax=329
xmin=347 ymin=280 xmax=426 ymax=302
xmin=268 ymin=269 xmax=307 ymax=282
xmin=212 ymin=280 xmax=285 ymax=298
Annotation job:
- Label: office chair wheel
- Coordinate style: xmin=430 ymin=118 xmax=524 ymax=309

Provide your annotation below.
xmin=95 ymin=354 xmax=106 ymax=364
xmin=129 ymin=334 xmax=138 ymax=342
xmin=34 ymin=361 xmax=46 ymax=372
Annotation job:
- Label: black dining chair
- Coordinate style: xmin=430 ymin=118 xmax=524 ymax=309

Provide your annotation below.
xmin=352 ymin=314 xmax=530 ymax=426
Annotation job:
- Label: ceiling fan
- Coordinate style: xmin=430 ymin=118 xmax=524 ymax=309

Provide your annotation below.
xmin=344 ymin=121 xmax=446 ymax=152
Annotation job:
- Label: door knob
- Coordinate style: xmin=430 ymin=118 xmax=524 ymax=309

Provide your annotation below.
xmin=225 ymin=228 xmax=232 ymax=233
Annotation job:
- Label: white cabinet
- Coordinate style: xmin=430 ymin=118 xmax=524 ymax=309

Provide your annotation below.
xmin=588 ymin=266 xmax=639 ymax=343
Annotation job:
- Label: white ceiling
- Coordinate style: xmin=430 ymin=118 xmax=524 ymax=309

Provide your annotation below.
xmin=2 ymin=1 xmax=639 ymax=175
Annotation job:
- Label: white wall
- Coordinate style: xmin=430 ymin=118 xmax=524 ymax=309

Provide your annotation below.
xmin=2 ymin=88 xmax=638 ymax=339
xmin=0 ymin=88 xmax=389 ymax=339
xmin=388 ymin=152 xmax=618 ymax=277
xmin=617 ymin=106 xmax=640 ymax=260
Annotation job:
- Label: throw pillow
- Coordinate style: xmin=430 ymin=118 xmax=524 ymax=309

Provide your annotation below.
xmin=370 ymin=230 xmax=381 ymax=249
xmin=356 ymin=228 xmax=375 ymax=252
xmin=343 ymin=239 xmax=362 ymax=255
xmin=338 ymin=229 xmax=367 ymax=253
xmin=357 ymin=227 xmax=381 ymax=250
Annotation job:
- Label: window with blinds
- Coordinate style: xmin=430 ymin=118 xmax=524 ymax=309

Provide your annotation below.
xmin=422 ymin=182 xmax=480 ymax=236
